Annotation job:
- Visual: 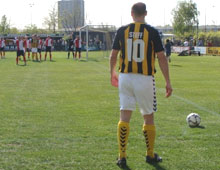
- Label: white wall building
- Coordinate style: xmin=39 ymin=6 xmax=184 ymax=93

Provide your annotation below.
xmin=58 ymin=0 xmax=84 ymax=30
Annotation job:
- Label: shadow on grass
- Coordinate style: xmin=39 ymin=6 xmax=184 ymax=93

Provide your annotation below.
xmin=116 ymin=162 xmax=166 ymax=170
xmin=197 ymin=125 xmax=205 ymax=129
xmin=117 ymin=165 xmax=131 ymax=170
xmin=17 ymin=64 xmax=28 ymax=67
xmin=148 ymin=162 xmax=166 ymax=170
xmin=87 ymin=58 xmax=100 ymax=62
xmin=189 ymin=125 xmax=205 ymax=129
xmin=170 ymin=64 xmax=182 ymax=67
xmin=49 ymin=60 xmax=56 ymax=62
xmin=41 ymin=60 xmax=56 ymax=62
xmin=32 ymin=60 xmax=42 ymax=63
xmin=78 ymin=59 xmax=88 ymax=62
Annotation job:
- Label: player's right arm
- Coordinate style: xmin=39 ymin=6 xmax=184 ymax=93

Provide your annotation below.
xmin=110 ymin=49 xmax=119 ymax=87
xmin=109 ymin=28 xmax=122 ymax=88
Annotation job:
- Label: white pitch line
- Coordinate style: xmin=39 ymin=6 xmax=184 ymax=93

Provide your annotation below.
xmin=92 ymin=58 xmax=220 ymax=117
xmin=158 ymin=88 xmax=219 ymax=116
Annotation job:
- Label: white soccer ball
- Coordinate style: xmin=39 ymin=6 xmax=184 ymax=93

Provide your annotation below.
xmin=186 ymin=113 xmax=201 ymax=127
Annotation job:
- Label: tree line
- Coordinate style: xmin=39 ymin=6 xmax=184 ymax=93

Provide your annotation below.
xmin=0 ymin=4 xmax=81 ymax=35
xmin=0 ymin=14 xmax=57 ymax=35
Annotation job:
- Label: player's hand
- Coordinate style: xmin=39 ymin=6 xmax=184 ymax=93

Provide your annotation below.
xmin=166 ymin=83 xmax=172 ymax=98
xmin=111 ymin=71 xmax=118 ymax=88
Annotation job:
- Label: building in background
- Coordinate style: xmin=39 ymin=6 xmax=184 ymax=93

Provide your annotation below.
xmin=58 ymin=0 xmax=84 ymax=31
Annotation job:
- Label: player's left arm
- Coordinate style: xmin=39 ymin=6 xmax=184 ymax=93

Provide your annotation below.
xmin=153 ymin=29 xmax=172 ymax=98
xmin=157 ymin=51 xmax=172 ymax=98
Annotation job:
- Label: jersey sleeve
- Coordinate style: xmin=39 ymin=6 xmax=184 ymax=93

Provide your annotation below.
xmin=112 ymin=28 xmax=122 ymax=50
xmin=152 ymin=29 xmax=164 ymax=53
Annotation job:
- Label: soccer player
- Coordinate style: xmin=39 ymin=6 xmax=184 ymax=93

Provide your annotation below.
xmin=0 ymin=38 xmax=6 ymax=59
xmin=31 ymin=34 xmax=39 ymax=61
xmin=8 ymin=36 xmax=26 ymax=65
xmin=37 ymin=36 xmax=43 ymax=61
xmin=74 ymin=35 xmax=82 ymax=60
xmin=24 ymin=36 xmax=31 ymax=60
xmin=44 ymin=35 xmax=53 ymax=61
xmin=165 ymin=39 xmax=172 ymax=62
xmin=110 ymin=2 xmax=172 ymax=168
xmin=67 ymin=35 xmax=74 ymax=59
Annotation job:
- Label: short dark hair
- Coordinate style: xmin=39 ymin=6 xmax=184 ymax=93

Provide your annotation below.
xmin=132 ymin=2 xmax=147 ymax=16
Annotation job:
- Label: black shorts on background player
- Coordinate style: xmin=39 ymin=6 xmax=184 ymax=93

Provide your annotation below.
xmin=46 ymin=46 xmax=51 ymax=52
xmin=68 ymin=47 xmax=74 ymax=51
xmin=76 ymin=47 xmax=81 ymax=53
xmin=68 ymin=39 xmax=74 ymax=51
xmin=17 ymin=50 xmax=24 ymax=57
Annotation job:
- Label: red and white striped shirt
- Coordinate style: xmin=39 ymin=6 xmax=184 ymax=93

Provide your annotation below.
xmin=74 ymin=38 xmax=81 ymax=48
xmin=14 ymin=40 xmax=24 ymax=51
xmin=0 ymin=40 xmax=5 ymax=48
xmin=45 ymin=37 xmax=53 ymax=47
xmin=38 ymin=39 xmax=43 ymax=49
xmin=24 ymin=39 xmax=31 ymax=49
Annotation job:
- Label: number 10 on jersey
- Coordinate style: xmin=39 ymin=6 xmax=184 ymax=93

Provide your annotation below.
xmin=127 ymin=39 xmax=145 ymax=62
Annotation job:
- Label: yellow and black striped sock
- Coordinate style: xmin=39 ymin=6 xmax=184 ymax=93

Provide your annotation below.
xmin=117 ymin=121 xmax=130 ymax=159
xmin=143 ymin=124 xmax=156 ymax=158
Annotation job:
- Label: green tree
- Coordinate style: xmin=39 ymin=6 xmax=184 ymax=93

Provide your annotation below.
xmin=0 ymin=15 xmax=10 ymax=34
xmin=172 ymin=0 xmax=199 ymax=38
xmin=43 ymin=5 xmax=58 ymax=33
xmin=22 ymin=24 xmax=47 ymax=34
xmin=10 ymin=27 xmax=20 ymax=34
xmin=197 ymin=31 xmax=220 ymax=46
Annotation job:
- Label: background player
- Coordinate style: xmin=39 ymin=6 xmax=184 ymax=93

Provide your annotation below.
xmin=74 ymin=35 xmax=82 ymax=60
xmin=165 ymin=39 xmax=172 ymax=62
xmin=110 ymin=2 xmax=172 ymax=168
xmin=67 ymin=35 xmax=74 ymax=59
xmin=0 ymin=37 xmax=6 ymax=59
xmin=37 ymin=36 xmax=43 ymax=61
xmin=44 ymin=35 xmax=53 ymax=61
xmin=24 ymin=36 xmax=31 ymax=60
xmin=31 ymin=34 xmax=39 ymax=61
xmin=8 ymin=36 xmax=26 ymax=65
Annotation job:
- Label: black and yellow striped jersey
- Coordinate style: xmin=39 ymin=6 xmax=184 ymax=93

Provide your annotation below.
xmin=112 ymin=22 xmax=164 ymax=75
xmin=31 ymin=38 xmax=38 ymax=48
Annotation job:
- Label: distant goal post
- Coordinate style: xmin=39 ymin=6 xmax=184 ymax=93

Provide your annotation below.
xmin=79 ymin=25 xmax=116 ymax=60
xmin=79 ymin=25 xmax=89 ymax=60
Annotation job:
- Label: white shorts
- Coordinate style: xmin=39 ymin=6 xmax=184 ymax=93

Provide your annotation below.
xmin=32 ymin=48 xmax=37 ymax=53
xmin=119 ymin=73 xmax=157 ymax=115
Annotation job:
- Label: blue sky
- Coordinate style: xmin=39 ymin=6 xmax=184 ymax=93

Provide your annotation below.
xmin=0 ymin=0 xmax=219 ymax=29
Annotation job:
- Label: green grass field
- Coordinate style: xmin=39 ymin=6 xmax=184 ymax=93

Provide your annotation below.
xmin=0 ymin=52 xmax=220 ymax=170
